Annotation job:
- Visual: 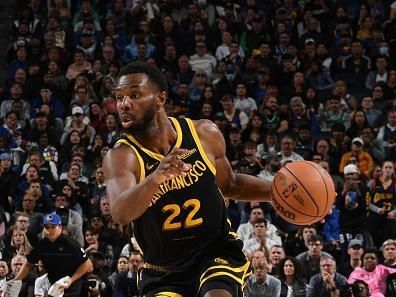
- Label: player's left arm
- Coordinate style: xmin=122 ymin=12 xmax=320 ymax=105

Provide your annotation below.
xmin=196 ymin=120 xmax=271 ymax=201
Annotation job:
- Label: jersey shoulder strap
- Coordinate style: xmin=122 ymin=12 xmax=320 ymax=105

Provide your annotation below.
xmin=115 ymin=136 xmax=145 ymax=183
xmin=182 ymin=118 xmax=216 ymax=176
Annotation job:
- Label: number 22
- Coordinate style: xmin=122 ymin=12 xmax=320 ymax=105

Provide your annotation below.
xmin=162 ymin=199 xmax=203 ymax=231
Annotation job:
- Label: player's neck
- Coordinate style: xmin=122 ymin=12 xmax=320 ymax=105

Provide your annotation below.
xmin=134 ymin=114 xmax=177 ymax=156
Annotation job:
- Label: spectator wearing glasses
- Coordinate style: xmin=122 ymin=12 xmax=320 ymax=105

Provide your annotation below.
xmin=307 ymin=255 xmax=349 ymax=297
xmin=279 ymin=135 xmax=304 ymax=166
xmin=8 ymin=214 xmax=38 ymax=247
xmin=17 ymin=190 xmax=43 ymax=234
xmin=296 ymin=235 xmax=332 ymax=281
xmin=243 ymin=256 xmax=281 ymax=297
xmin=12 ymin=214 xmax=93 ymax=297
xmin=189 ymin=41 xmax=217 ymax=77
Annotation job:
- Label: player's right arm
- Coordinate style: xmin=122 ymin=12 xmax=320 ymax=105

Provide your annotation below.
xmin=103 ymin=145 xmax=191 ymax=225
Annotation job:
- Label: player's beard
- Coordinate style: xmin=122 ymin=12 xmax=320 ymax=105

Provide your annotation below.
xmin=123 ymin=104 xmax=156 ymax=135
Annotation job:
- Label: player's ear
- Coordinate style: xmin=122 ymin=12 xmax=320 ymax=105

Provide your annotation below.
xmin=156 ymin=91 xmax=167 ymax=108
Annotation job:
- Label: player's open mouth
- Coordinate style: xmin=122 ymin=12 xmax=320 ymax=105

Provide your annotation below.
xmin=120 ymin=114 xmax=134 ymax=128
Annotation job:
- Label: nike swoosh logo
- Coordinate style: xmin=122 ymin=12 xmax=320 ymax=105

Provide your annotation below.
xmin=145 ymin=163 xmax=157 ymax=170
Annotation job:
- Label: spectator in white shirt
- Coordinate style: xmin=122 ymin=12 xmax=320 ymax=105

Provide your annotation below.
xmin=234 ymin=82 xmax=257 ymax=117
xmin=189 ymin=41 xmax=217 ymax=77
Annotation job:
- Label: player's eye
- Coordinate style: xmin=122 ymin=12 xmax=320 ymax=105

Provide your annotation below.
xmin=115 ymin=95 xmax=124 ymax=102
xmin=131 ymin=93 xmax=140 ymax=99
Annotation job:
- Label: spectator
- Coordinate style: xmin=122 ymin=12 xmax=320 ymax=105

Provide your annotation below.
xmin=226 ymin=126 xmax=244 ymax=170
xmin=107 ymin=256 xmax=128 ymax=294
xmin=366 ymin=160 xmax=396 ymax=248
xmin=259 ymin=96 xmax=289 ymax=134
xmin=307 ymin=255 xmax=349 ymax=297
xmin=0 ymin=83 xmax=29 ymax=121
xmin=257 ymin=154 xmax=281 ymax=183
xmin=6 ymin=228 xmax=33 ymax=258
xmin=189 ymin=42 xmax=217 ymax=77
xmin=65 ymin=49 xmax=92 ymax=81
xmin=84 ymin=226 xmax=101 ymax=255
xmin=360 ymin=96 xmax=383 ymax=129
xmin=278 ymin=135 xmax=304 ymax=166
xmin=21 ymin=148 xmax=58 ymax=190
xmin=348 ymin=249 xmax=396 ymax=297
xmin=17 ymin=190 xmax=43 ymax=236
xmin=336 ymin=164 xmax=370 ymax=258
xmin=0 ymin=260 xmax=9 ymax=280
xmin=13 ymin=214 xmax=93 ymax=297
xmin=244 ymin=257 xmax=281 ymax=297
xmin=296 ymin=235 xmax=333 ymax=281
xmin=331 ymin=80 xmax=358 ymax=112
xmin=112 ymin=251 xmax=143 ymax=297
xmin=233 ymin=82 xmax=257 ymax=117
xmin=269 ymin=245 xmax=286 ymax=276
xmin=376 ymin=109 xmax=396 ymax=161
xmin=0 ymin=152 xmax=18 ymax=212
xmin=366 ymin=55 xmax=389 ymax=90
xmin=339 ymin=137 xmax=374 ymax=178
xmin=9 ymin=254 xmax=36 ymax=297
xmin=337 ymin=239 xmax=364 ymax=278
xmin=52 ymin=192 xmax=84 ymax=247
xmin=346 ymin=109 xmax=370 ymax=139
xmin=277 ymin=257 xmax=306 ymax=297
xmin=382 ymin=239 xmax=396 ymax=268
xmin=237 ymin=206 xmax=281 ymax=245
xmin=243 ymin=217 xmax=279 ymax=259
xmin=28 ymin=112 xmax=59 ymax=148
xmin=319 ymin=96 xmax=350 ymax=134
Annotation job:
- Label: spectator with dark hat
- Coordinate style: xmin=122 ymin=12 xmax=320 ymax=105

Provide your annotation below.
xmin=12 ymin=214 xmax=93 ymax=297
xmin=337 ymin=239 xmax=364 ymax=278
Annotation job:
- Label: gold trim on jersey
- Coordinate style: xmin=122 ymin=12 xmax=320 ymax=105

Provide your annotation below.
xmin=199 ymin=272 xmax=243 ymax=291
xmin=153 ymin=292 xmax=183 ymax=297
xmin=198 ymin=261 xmax=252 ymax=291
xmin=116 ymin=139 xmax=145 ymax=182
xmin=122 ymin=117 xmax=183 ymax=161
xmin=185 ymin=118 xmax=216 ymax=175
xmin=199 ymin=261 xmax=250 ymax=281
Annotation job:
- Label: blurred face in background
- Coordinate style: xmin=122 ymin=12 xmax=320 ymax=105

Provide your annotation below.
xmin=283 ymin=259 xmax=295 ymax=277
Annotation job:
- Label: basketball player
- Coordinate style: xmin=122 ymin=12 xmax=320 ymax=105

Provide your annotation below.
xmin=103 ymin=62 xmax=273 ymax=297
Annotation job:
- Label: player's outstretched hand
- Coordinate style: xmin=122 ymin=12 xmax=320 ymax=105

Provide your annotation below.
xmin=152 ymin=148 xmax=192 ymax=185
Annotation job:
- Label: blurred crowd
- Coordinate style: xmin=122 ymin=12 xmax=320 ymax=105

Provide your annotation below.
xmin=0 ymin=0 xmax=396 ymax=296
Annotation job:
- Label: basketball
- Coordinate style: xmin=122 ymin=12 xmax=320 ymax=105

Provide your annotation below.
xmin=271 ymin=160 xmax=336 ymax=225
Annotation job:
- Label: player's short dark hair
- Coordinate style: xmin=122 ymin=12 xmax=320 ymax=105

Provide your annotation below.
xmin=118 ymin=62 xmax=168 ymax=92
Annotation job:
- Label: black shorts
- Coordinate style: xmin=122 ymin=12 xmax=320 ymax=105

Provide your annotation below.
xmin=140 ymin=235 xmax=252 ymax=297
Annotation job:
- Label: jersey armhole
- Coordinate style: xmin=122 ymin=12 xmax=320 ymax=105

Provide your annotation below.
xmin=185 ymin=118 xmax=216 ymax=176
xmin=115 ymin=139 xmax=146 ymax=183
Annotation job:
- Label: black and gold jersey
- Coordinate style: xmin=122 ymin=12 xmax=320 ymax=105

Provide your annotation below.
xmin=116 ymin=117 xmax=233 ymax=267
xmin=368 ymin=178 xmax=396 ymax=212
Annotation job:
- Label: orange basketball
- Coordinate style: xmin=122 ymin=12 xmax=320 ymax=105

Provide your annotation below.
xmin=271 ymin=160 xmax=336 ymax=225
